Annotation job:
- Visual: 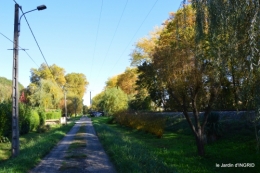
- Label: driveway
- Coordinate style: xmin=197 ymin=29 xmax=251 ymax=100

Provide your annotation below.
xmin=30 ymin=117 xmax=116 ymax=173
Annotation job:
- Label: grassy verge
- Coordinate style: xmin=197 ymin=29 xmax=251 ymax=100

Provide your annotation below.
xmin=92 ymin=116 xmax=260 ymax=173
xmin=0 ymin=116 xmax=81 ymax=173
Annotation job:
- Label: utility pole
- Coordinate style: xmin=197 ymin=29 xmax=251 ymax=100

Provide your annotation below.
xmin=90 ymin=91 xmax=92 ymax=106
xmin=64 ymin=90 xmax=67 ymax=125
xmin=11 ymin=3 xmax=20 ymax=157
xmin=10 ymin=3 xmax=46 ymax=158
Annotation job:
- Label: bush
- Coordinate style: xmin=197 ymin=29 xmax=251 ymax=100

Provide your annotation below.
xmin=30 ymin=110 xmax=40 ymax=131
xmin=38 ymin=111 xmax=46 ymax=126
xmin=45 ymin=110 xmax=61 ymax=120
xmin=205 ymin=112 xmax=223 ymax=143
xmin=19 ymin=103 xmax=31 ymax=135
xmin=114 ymin=111 xmax=166 ymax=138
xmin=0 ymin=136 xmax=10 ymax=143
xmin=0 ymin=101 xmax=12 ymax=137
xmin=36 ymin=124 xmax=51 ymax=133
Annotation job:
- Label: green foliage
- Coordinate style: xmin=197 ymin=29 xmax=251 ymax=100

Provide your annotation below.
xmin=93 ymin=117 xmax=260 ymax=173
xmin=205 ymin=112 xmax=223 ymax=143
xmin=82 ymin=105 xmax=88 ymax=115
xmin=0 ymin=101 xmax=12 ymax=137
xmin=92 ymin=118 xmax=174 ymax=172
xmin=0 ymin=77 xmax=24 ymax=103
xmin=38 ymin=110 xmax=46 ymax=126
xmin=114 ymin=111 xmax=166 ymax=138
xmin=30 ymin=110 xmax=40 ymax=131
xmin=91 ymin=91 xmax=105 ymax=111
xmin=0 ymin=136 xmax=10 ymax=143
xmin=45 ymin=110 xmax=61 ymax=120
xmin=36 ymin=124 xmax=51 ymax=133
xmin=0 ymin=122 xmax=74 ymax=172
xmin=27 ymin=79 xmax=63 ymax=109
xmin=65 ymin=73 xmax=88 ymax=99
xmin=66 ymin=96 xmax=83 ymax=116
xmin=102 ymin=87 xmax=128 ymax=116
xmin=19 ymin=103 xmax=32 ymax=135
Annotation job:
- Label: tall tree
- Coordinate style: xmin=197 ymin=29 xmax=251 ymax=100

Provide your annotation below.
xmin=152 ymin=5 xmax=220 ymax=156
xmin=65 ymin=73 xmax=88 ymax=99
xmin=116 ymin=67 xmax=138 ymax=95
xmin=192 ymin=0 xmax=260 ymax=151
xmin=30 ymin=63 xmax=66 ymax=87
xmin=27 ymin=79 xmax=63 ymax=109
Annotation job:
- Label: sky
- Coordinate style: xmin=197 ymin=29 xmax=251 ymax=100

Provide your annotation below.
xmin=0 ymin=0 xmax=184 ymax=106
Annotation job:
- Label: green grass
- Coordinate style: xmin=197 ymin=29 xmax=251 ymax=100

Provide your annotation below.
xmin=0 ymin=116 xmax=80 ymax=173
xmin=61 ymin=123 xmax=87 ymax=171
xmin=92 ymin=116 xmax=260 ymax=173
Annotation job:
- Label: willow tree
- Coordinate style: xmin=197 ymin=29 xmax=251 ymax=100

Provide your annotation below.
xmin=192 ymin=0 xmax=260 ymax=150
xmin=152 ymin=5 xmax=221 ymax=156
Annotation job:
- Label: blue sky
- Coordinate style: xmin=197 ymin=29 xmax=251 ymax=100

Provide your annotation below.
xmin=0 ymin=0 xmax=183 ymax=106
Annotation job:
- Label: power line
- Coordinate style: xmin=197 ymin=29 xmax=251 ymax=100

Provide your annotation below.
xmin=109 ymin=0 xmax=159 ymax=74
xmin=11 ymin=1 xmax=61 ymax=90
xmin=0 ymin=32 xmax=39 ymax=67
xmin=89 ymin=0 xmax=104 ymax=81
xmin=19 ymin=7 xmax=52 ymax=73
xmin=96 ymin=0 xmax=129 ymax=79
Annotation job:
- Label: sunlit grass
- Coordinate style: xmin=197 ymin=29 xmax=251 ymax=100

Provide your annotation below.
xmin=0 ymin=116 xmax=80 ymax=173
xmin=92 ymin=116 xmax=260 ymax=173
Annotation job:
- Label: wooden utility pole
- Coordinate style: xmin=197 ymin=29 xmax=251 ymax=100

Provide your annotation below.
xmin=12 ymin=3 xmax=20 ymax=157
xmin=64 ymin=90 xmax=67 ymax=125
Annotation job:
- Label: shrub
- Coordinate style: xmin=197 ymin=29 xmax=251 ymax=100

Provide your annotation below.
xmin=114 ymin=111 xmax=166 ymax=138
xmin=30 ymin=110 xmax=40 ymax=131
xmin=0 ymin=136 xmax=10 ymax=143
xmin=38 ymin=111 xmax=46 ymax=126
xmin=36 ymin=124 xmax=51 ymax=133
xmin=45 ymin=110 xmax=61 ymax=120
xmin=19 ymin=103 xmax=31 ymax=135
xmin=205 ymin=112 xmax=223 ymax=143
xmin=0 ymin=101 xmax=12 ymax=137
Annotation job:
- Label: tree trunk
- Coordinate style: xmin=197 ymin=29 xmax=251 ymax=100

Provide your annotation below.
xmin=195 ymin=130 xmax=205 ymax=156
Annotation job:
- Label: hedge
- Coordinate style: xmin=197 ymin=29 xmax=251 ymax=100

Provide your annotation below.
xmin=45 ymin=110 xmax=61 ymax=120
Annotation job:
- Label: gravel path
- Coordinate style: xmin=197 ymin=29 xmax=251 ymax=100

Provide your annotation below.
xmin=30 ymin=117 xmax=116 ymax=173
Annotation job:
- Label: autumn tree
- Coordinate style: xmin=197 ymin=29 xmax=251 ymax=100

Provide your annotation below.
xmin=65 ymin=73 xmax=88 ymax=99
xmin=27 ymin=79 xmax=63 ymax=109
xmin=148 ymin=5 xmax=221 ymax=156
xmin=116 ymin=67 xmax=138 ymax=95
xmin=105 ymin=76 xmax=118 ymax=89
xmin=192 ymin=0 xmax=260 ymax=150
xmin=30 ymin=63 xmax=66 ymax=87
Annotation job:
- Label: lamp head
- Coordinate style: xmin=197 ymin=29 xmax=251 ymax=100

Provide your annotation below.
xmin=37 ymin=5 xmax=47 ymax=11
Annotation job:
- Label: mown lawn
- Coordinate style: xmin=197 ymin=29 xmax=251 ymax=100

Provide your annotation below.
xmin=0 ymin=116 xmax=81 ymax=173
xmin=92 ymin=116 xmax=260 ymax=173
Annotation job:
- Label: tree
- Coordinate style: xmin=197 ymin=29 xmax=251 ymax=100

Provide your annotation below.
xmin=65 ymin=73 xmax=88 ymax=99
xmin=30 ymin=63 xmax=66 ymax=87
xmin=151 ymin=5 xmax=220 ymax=156
xmin=27 ymin=79 xmax=63 ymax=109
xmin=192 ymin=0 xmax=260 ymax=151
xmin=83 ymin=105 xmax=88 ymax=115
xmin=130 ymin=27 xmax=162 ymax=66
xmin=105 ymin=76 xmax=118 ymax=89
xmin=91 ymin=91 xmax=105 ymax=111
xmin=65 ymin=96 xmax=83 ymax=116
xmin=116 ymin=67 xmax=138 ymax=95
xmin=92 ymin=88 xmax=128 ymax=116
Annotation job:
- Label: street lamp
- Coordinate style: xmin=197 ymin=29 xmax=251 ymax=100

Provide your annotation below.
xmin=12 ymin=3 xmax=46 ymax=157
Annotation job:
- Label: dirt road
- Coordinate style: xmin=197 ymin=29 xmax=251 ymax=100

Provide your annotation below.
xmin=30 ymin=117 xmax=116 ymax=173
